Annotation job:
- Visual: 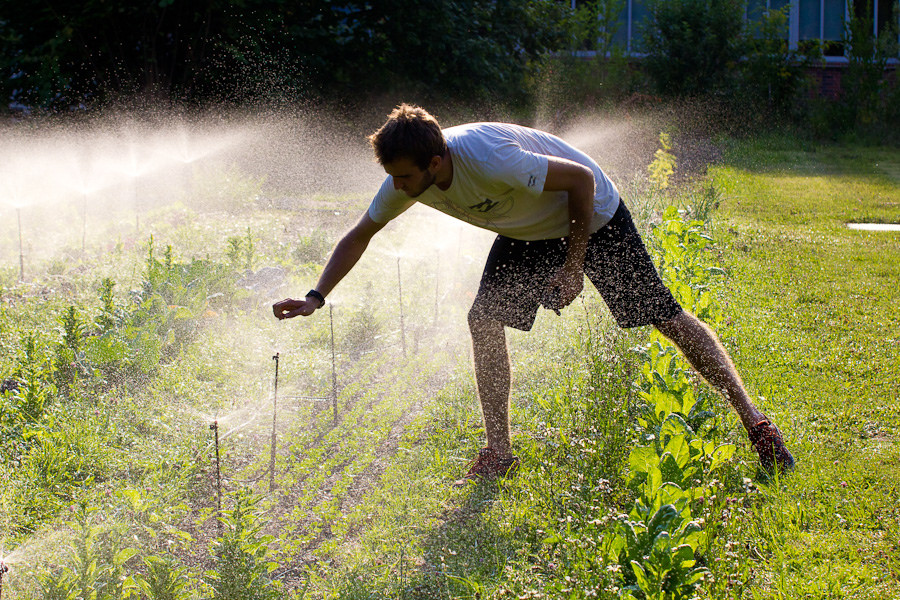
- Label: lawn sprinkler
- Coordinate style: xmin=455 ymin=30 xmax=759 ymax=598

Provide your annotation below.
xmin=210 ymin=419 xmax=222 ymax=535
xmin=269 ymin=353 xmax=279 ymax=492
xmin=397 ymin=257 xmax=407 ymax=357
xmin=16 ymin=207 xmax=24 ymax=282
xmin=0 ymin=561 xmax=8 ymax=600
xmin=329 ymin=304 xmax=338 ymax=425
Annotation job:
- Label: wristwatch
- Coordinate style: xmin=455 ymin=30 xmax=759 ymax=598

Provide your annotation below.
xmin=306 ymin=289 xmax=325 ymax=308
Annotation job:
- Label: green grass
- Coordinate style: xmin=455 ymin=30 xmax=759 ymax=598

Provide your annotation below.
xmin=2 ymin=136 xmax=898 ymax=599
xmin=710 ymin=141 xmax=900 ymax=598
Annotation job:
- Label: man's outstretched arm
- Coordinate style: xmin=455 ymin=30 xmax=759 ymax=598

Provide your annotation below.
xmin=272 ymin=211 xmax=385 ymax=319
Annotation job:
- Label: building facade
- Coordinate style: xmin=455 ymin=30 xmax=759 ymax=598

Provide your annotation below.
xmin=571 ymin=0 xmax=899 ymax=60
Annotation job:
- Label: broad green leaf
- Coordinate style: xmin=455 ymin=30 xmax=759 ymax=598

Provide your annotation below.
xmin=648 ymin=504 xmax=678 ymax=539
xmin=115 ymin=547 xmax=139 ymax=564
xmin=664 ymin=434 xmax=691 ymax=468
xmin=629 ymin=445 xmax=658 ymax=476
xmin=660 ymin=413 xmax=694 ymax=442
xmin=630 ymin=560 xmax=651 ymax=593
xmin=672 ymin=544 xmax=697 ymax=569
xmin=659 ymin=452 xmax=683 ymax=484
xmin=686 ymin=566 xmax=711 ymax=585
xmin=709 ymin=443 xmax=736 ymax=472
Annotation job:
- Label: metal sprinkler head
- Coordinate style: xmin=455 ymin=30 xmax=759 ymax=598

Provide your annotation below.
xmin=210 ymin=420 xmax=218 ymax=431
xmin=0 ymin=561 xmax=8 ymax=600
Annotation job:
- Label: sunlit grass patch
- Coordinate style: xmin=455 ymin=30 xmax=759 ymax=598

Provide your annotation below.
xmin=712 ymin=139 xmax=900 ymax=598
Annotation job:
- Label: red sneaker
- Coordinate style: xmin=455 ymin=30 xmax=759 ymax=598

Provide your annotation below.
xmin=453 ymin=448 xmax=520 ymax=486
xmin=748 ymin=418 xmax=795 ymax=477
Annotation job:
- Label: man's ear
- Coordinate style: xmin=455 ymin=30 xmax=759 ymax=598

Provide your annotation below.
xmin=428 ymin=155 xmax=442 ymax=172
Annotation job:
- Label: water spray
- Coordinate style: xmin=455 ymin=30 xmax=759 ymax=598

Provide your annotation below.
xmin=397 ymin=257 xmax=407 ymax=357
xmin=210 ymin=420 xmax=222 ymax=535
xmin=16 ymin=208 xmax=24 ymax=282
xmin=330 ymin=304 xmax=338 ymax=425
xmin=0 ymin=561 xmax=8 ymax=600
xmin=269 ymin=353 xmax=279 ymax=492
xmin=131 ymin=178 xmax=140 ymax=234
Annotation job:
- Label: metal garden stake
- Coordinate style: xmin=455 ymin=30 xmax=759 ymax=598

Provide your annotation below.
xmin=0 ymin=562 xmax=8 ymax=600
xmin=210 ymin=420 xmax=222 ymax=535
xmin=330 ymin=304 xmax=338 ymax=424
xmin=269 ymin=353 xmax=279 ymax=492
xmin=397 ymin=257 xmax=406 ymax=357
xmin=16 ymin=208 xmax=24 ymax=282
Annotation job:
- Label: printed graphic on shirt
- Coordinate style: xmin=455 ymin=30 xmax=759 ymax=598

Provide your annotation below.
xmin=467 ymin=197 xmax=514 ymax=215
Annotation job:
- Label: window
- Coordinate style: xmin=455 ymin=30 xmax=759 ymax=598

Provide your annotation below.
xmin=853 ymin=0 xmax=899 ymax=39
xmin=795 ymin=0 xmax=846 ymax=54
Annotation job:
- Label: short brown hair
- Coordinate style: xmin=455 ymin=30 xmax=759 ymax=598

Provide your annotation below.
xmin=368 ymin=104 xmax=447 ymax=170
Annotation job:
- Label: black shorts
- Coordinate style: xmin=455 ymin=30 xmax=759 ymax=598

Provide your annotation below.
xmin=469 ymin=200 xmax=682 ymax=331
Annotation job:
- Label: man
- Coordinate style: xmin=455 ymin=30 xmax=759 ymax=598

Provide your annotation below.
xmin=273 ymin=104 xmax=795 ymax=483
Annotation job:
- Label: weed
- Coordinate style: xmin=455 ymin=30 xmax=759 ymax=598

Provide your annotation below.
xmin=135 ymin=555 xmax=192 ymax=600
xmin=648 ymin=133 xmax=677 ymax=191
xmin=205 ymin=489 xmax=281 ymax=600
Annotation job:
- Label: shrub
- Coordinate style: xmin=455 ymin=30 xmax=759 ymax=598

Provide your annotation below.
xmin=642 ymin=0 xmax=746 ymax=96
xmin=738 ymin=7 xmax=818 ymax=121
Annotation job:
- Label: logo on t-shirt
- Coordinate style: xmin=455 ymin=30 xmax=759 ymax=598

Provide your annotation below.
xmin=464 ymin=197 xmax=516 ymax=224
xmin=527 ymin=175 xmax=537 ymax=188
xmin=468 ymin=198 xmax=501 ymax=213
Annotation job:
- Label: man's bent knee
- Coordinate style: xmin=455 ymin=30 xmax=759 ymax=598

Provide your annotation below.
xmin=653 ymin=309 xmax=691 ymax=339
xmin=468 ymin=309 xmax=504 ymax=339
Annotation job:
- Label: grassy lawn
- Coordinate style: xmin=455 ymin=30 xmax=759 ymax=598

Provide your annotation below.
xmin=710 ymin=140 xmax=900 ymax=598
xmin=2 ymin=131 xmax=898 ymax=600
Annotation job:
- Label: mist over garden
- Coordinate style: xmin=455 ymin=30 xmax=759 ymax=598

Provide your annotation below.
xmin=1 ymin=1 xmax=898 ymax=599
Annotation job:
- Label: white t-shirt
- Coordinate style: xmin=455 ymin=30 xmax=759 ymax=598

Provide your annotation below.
xmin=367 ymin=122 xmax=620 ymax=240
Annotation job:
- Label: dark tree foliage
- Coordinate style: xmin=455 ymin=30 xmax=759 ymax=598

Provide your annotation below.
xmin=641 ymin=0 xmax=746 ymax=96
xmin=0 ymin=0 xmax=569 ymax=111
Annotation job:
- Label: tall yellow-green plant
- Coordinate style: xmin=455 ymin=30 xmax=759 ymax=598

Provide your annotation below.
xmin=649 ymin=132 xmax=677 ymax=190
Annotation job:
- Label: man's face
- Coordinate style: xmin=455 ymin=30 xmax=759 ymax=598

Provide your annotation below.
xmin=383 ymin=157 xmax=436 ymax=198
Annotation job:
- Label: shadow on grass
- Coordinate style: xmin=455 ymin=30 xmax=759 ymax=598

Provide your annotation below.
xmin=399 ymin=481 xmax=514 ymax=599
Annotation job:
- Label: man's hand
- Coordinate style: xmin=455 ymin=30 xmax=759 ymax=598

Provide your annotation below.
xmin=544 ymin=263 xmax=584 ymax=311
xmin=273 ymin=297 xmax=320 ymax=320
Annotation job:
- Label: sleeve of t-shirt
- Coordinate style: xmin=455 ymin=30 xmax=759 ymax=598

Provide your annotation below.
xmin=486 ymin=142 xmax=549 ymax=197
xmin=368 ymin=176 xmax=416 ymax=224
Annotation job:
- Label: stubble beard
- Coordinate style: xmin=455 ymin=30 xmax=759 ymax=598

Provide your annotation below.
xmin=406 ymin=170 xmax=436 ymax=198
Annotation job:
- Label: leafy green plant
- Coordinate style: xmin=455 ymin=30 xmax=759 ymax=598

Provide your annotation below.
xmin=3 ymin=333 xmax=53 ymax=442
xmin=35 ymin=503 xmax=139 ymax=600
xmin=291 ymin=232 xmax=331 ymax=265
xmin=225 ymin=228 xmax=255 ymax=272
xmin=130 ymin=236 xmax=238 ymax=363
xmin=135 ymin=555 xmax=192 ymax=600
xmin=204 ymin=489 xmax=280 ymax=600
xmin=601 ymin=205 xmax=738 ymax=599
xmin=342 ymin=305 xmax=384 ymax=360
xmin=611 ymin=504 xmax=708 ymax=600
xmin=53 ymin=306 xmax=89 ymax=392
xmin=649 ymin=206 xmax=725 ymax=325
xmin=37 ymin=569 xmax=77 ymax=600
xmin=95 ymin=278 xmax=126 ymax=334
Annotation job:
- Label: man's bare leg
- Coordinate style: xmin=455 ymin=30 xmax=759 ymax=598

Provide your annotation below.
xmin=468 ymin=315 xmax=513 ymax=457
xmin=654 ymin=310 xmax=764 ymax=430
